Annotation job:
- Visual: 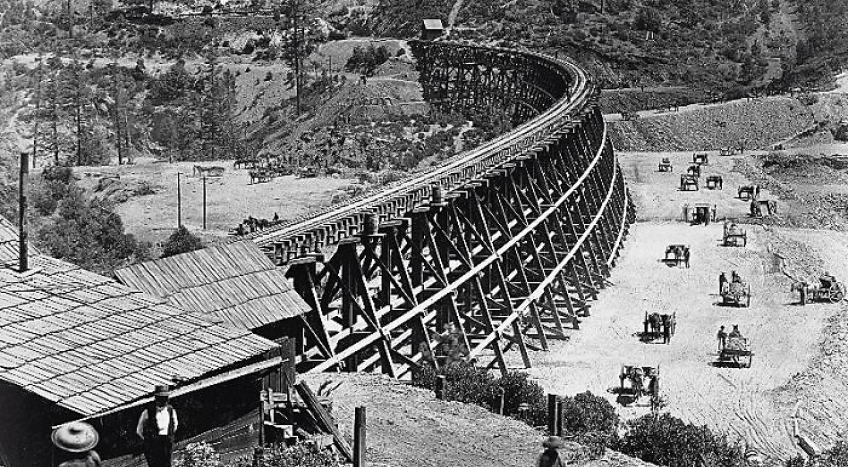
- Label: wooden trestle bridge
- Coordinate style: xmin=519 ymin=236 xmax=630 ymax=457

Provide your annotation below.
xmin=242 ymin=40 xmax=637 ymax=377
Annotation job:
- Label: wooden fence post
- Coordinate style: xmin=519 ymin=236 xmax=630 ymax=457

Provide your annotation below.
xmin=435 ymin=375 xmax=446 ymax=400
xmin=354 ymin=406 xmax=366 ymax=467
xmin=547 ymin=394 xmax=557 ymax=435
xmin=556 ymin=398 xmax=564 ymax=436
xmin=497 ymin=387 xmax=505 ymax=415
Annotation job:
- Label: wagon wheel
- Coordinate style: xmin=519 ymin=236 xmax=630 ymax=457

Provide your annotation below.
xmin=829 ymin=282 xmax=846 ymax=303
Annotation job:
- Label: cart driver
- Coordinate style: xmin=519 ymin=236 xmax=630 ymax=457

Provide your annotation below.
xmin=729 ymin=324 xmax=743 ymax=339
xmin=820 ymin=272 xmax=836 ymax=290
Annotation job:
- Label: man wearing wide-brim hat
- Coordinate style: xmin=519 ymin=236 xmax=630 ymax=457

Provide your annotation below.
xmin=52 ymin=421 xmax=101 ymax=467
xmin=537 ymin=436 xmax=566 ymax=467
xmin=136 ymin=385 xmax=178 ymax=467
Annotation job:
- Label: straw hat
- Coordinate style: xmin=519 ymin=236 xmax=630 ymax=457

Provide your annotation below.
xmin=542 ymin=436 xmax=565 ymax=449
xmin=51 ymin=422 xmax=99 ymax=453
xmin=153 ymin=384 xmax=171 ymax=397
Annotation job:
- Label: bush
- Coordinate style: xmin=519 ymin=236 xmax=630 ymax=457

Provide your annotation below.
xmin=787 ymin=441 xmax=848 ymax=467
xmin=160 ymin=225 xmax=203 ymax=258
xmin=175 ymin=442 xmax=220 ymax=467
xmin=240 ymin=443 xmax=341 ymax=467
xmin=559 ymin=391 xmax=619 ymax=436
xmin=614 ymin=413 xmax=747 ymax=467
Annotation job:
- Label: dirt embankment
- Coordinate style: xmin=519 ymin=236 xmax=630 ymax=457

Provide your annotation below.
xmin=609 ymin=98 xmax=815 ymax=151
xmin=303 ymin=373 xmax=655 ymax=467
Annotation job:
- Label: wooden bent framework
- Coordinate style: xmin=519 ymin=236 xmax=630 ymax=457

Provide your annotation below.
xmin=244 ymin=41 xmax=636 ymax=378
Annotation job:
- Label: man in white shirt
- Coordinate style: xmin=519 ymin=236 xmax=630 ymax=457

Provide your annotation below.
xmin=136 ymin=385 xmax=178 ymax=467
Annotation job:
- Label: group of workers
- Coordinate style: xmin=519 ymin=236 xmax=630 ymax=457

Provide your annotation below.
xmin=718 ymin=270 xmax=743 ymax=294
xmin=716 ymin=324 xmax=744 ymax=351
xmin=52 ymin=385 xmax=177 ymax=467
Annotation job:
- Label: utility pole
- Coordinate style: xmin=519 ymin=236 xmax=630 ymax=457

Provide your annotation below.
xmin=177 ymin=172 xmax=182 ymax=228
xmin=292 ymin=0 xmax=301 ymax=115
xmin=18 ymin=152 xmax=28 ymax=273
xmin=202 ymin=176 xmax=207 ymax=230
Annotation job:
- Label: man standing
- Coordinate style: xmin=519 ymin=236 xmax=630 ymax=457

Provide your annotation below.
xmin=717 ymin=326 xmax=727 ymax=351
xmin=537 ymin=436 xmax=566 ymax=467
xmin=137 ymin=385 xmax=178 ymax=467
xmin=719 ymin=272 xmax=727 ymax=295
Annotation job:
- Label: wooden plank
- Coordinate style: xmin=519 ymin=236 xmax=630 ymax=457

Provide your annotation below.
xmin=295 ymin=381 xmax=353 ymax=461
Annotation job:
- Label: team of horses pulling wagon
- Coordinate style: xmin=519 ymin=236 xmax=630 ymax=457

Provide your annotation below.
xmin=721 ymin=275 xmax=751 ymax=307
xmin=643 ymin=312 xmax=676 ymax=344
xmin=705 ymin=175 xmax=723 ymax=190
xmin=792 ymin=274 xmax=846 ymax=305
xmin=658 ymin=157 xmax=673 ymax=172
xmin=663 ymin=244 xmax=690 ymax=267
xmin=718 ymin=336 xmax=753 ymax=368
xmin=618 ymin=365 xmax=661 ymax=410
xmin=722 ymin=221 xmax=747 ymax=247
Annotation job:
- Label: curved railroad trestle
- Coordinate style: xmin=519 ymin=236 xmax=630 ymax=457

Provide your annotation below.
xmin=251 ymin=41 xmax=637 ymax=376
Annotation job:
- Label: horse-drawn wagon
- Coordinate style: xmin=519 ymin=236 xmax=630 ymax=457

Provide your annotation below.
xmin=750 ymin=199 xmax=777 ymax=218
xmin=693 ymin=153 xmax=709 ymax=165
xmin=792 ymin=275 xmax=846 ymax=305
xmin=618 ymin=365 xmax=660 ymax=409
xmin=738 ymin=185 xmax=759 ymax=201
xmin=721 ymin=279 xmax=751 ymax=307
xmin=643 ymin=312 xmax=676 ymax=343
xmin=718 ymin=336 xmax=753 ymax=368
xmin=658 ymin=158 xmax=673 ymax=172
xmin=722 ymin=222 xmax=747 ymax=247
xmin=663 ymin=244 xmax=689 ymax=267
xmin=680 ymin=174 xmax=699 ymax=191
xmin=621 ymin=111 xmax=640 ymax=121
xmin=705 ymin=175 xmax=723 ymax=190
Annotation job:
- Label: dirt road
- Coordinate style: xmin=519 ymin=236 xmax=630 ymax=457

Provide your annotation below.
xmin=506 ymin=151 xmax=848 ymax=462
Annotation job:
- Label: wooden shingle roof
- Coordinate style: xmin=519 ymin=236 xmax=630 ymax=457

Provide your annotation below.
xmin=0 ymin=253 xmax=278 ymax=417
xmin=115 ymin=242 xmax=309 ymax=330
xmin=0 ymin=216 xmax=37 ymax=265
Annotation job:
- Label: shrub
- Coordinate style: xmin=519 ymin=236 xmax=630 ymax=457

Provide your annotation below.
xmin=160 ymin=225 xmax=203 ymax=258
xmin=614 ymin=413 xmax=747 ymax=467
xmin=559 ymin=391 xmax=619 ymax=436
xmin=175 ymin=442 xmax=220 ymax=467
xmin=787 ymin=441 xmax=848 ymax=467
xmin=244 ymin=443 xmax=341 ymax=467
xmin=412 ymin=360 xmax=498 ymax=408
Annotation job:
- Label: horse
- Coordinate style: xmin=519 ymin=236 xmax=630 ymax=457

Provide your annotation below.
xmin=647 ymin=313 xmax=662 ymax=337
xmin=194 ymin=165 xmax=225 ymax=177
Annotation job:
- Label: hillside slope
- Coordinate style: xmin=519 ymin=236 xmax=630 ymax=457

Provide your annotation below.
xmin=303 ymin=373 xmax=656 ymax=467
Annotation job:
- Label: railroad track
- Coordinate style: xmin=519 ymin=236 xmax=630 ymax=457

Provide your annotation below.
xmin=238 ymin=40 xmax=595 ymax=263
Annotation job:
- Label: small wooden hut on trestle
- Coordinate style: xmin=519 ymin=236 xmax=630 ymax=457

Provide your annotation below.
xmin=421 ymin=19 xmax=444 ymax=40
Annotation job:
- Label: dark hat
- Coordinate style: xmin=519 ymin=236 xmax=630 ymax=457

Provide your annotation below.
xmin=51 ymin=422 xmax=99 ymax=453
xmin=153 ymin=384 xmax=171 ymax=397
xmin=543 ymin=436 xmax=565 ymax=449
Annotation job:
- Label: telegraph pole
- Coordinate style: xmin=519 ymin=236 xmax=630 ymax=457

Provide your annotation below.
xmin=202 ymin=176 xmax=207 ymax=230
xmin=177 ymin=172 xmax=182 ymax=228
xmin=18 ymin=152 xmax=28 ymax=272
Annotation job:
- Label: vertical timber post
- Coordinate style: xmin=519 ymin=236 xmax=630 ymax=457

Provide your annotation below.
xmin=18 ymin=152 xmax=28 ymax=272
xmin=547 ymin=394 xmax=557 ymax=435
xmin=177 ymin=172 xmax=182 ymax=228
xmin=353 ymin=406 xmax=366 ymax=467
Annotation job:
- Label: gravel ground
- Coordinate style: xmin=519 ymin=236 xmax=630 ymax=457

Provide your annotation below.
xmin=500 ymin=149 xmax=848 ymax=464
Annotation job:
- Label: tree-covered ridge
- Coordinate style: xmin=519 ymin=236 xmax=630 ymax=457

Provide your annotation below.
xmin=787 ymin=0 xmax=848 ymax=88
xmin=371 ymin=0 xmax=845 ymax=94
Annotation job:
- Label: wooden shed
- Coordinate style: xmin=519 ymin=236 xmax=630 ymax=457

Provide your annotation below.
xmin=421 ymin=19 xmax=444 ymax=40
xmin=115 ymin=242 xmax=311 ymax=346
xmin=0 ymin=221 xmax=286 ymax=467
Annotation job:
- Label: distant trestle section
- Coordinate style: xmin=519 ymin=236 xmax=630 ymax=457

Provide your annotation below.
xmin=247 ymin=41 xmax=636 ymax=377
